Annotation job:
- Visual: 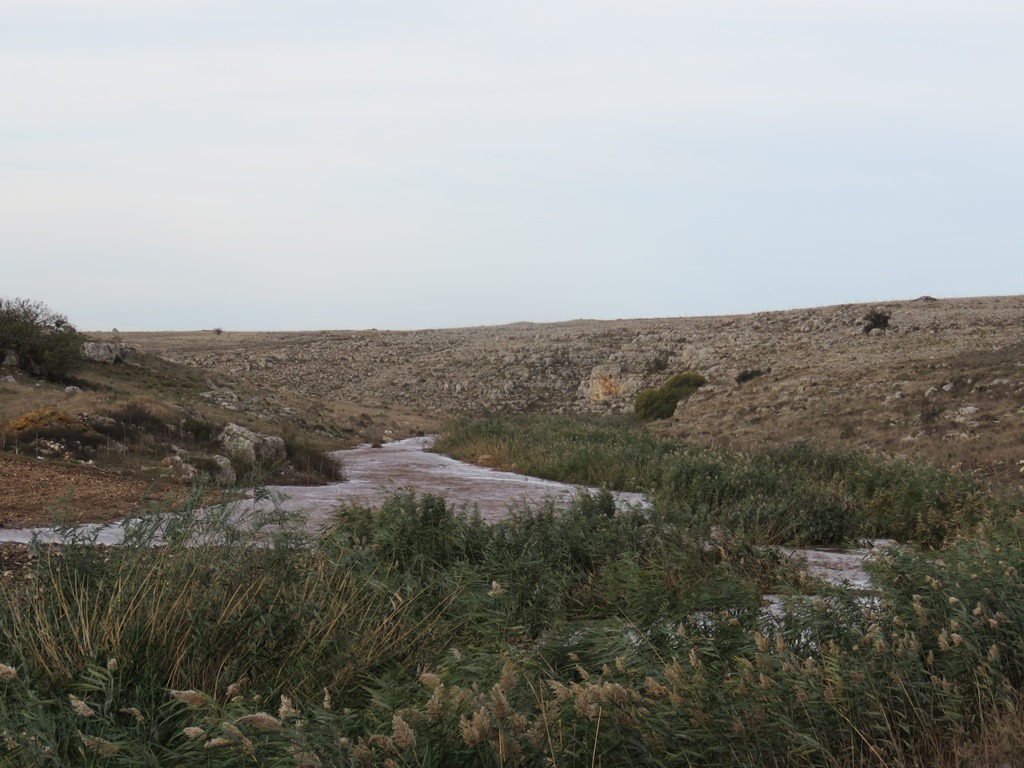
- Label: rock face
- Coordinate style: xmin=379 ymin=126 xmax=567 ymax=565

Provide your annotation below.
xmin=0 ymin=350 xmax=19 ymax=369
xmin=217 ymin=423 xmax=287 ymax=469
xmin=82 ymin=342 xmax=129 ymax=365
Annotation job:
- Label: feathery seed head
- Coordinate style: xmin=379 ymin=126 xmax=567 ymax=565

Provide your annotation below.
xmin=81 ymin=735 xmax=119 ymax=756
xmin=170 ymin=689 xmax=207 ymax=708
xmin=418 ymin=672 xmax=442 ymax=690
xmin=120 ymin=707 xmax=145 ymax=724
xmin=392 ymin=715 xmax=416 ymax=750
xmin=225 ymin=675 xmax=249 ymax=700
xmin=279 ymin=695 xmax=301 ymax=721
xmin=548 ymin=680 xmax=572 ymax=702
xmin=69 ymin=695 xmax=96 ymax=718
xmin=234 ymin=712 xmax=283 ymax=732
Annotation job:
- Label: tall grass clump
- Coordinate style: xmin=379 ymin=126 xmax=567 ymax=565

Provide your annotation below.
xmin=0 ymin=490 xmax=453 ymax=764
xmin=656 ymin=441 xmax=1005 ymax=547
xmin=433 ymin=413 xmax=674 ymax=491
xmin=436 ymin=414 xmax=1015 ymax=548
xmin=4 ymin=485 xmax=1020 ymax=765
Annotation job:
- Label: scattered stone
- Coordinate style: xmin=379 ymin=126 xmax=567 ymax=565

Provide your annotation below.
xmin=211 ymin=455 xmax=236 ymax=486
xmin=161 ymin=454 xmax=197 ymax=481
xmin=64 ymin=386 xmax=82 ymax=396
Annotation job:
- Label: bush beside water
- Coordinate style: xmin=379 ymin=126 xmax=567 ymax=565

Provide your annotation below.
xmin=2 ymin=414 xmax=1023 ymax=766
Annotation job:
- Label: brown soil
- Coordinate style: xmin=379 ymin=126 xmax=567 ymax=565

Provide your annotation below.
xmin=0 ymin=451 xmax=165 ymax=529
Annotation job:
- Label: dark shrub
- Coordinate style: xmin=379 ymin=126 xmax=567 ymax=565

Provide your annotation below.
xmin=862 ymin=308 xmax=891 ymax=333
xmin=635 ymin=371 xmax=707 ymax=421
xmin=634 ymin=387 xmax=682 ymax=421
xmin=735 ymin=368 xmax=766 ymax=385
xmin=0 ymin=297 xmax=84 ymax=380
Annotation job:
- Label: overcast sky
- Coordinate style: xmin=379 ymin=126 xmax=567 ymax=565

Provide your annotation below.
xmin=2 ymin=1 xmax=1021 ymax=331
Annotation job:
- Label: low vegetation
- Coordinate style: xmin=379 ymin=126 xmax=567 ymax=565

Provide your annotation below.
xmin=435 ymin=414 xmax=1015 ymax=548
xmin=2 ymin=415 xmax=1021 ymax=766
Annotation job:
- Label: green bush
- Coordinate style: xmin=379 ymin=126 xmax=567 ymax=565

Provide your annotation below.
xmin=0 ymin=297 xmax=84 ymax=380
xmin=635 ymin=371 xmax=707 ymax=421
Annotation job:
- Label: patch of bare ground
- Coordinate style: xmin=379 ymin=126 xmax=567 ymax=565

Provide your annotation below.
xmin=1 ymin=341 xmax=416 ymax=526
xmin=0 ymin=451 xmax=169 ymax=528
xmin=115 ymin=295 xmax=1024 ymax=487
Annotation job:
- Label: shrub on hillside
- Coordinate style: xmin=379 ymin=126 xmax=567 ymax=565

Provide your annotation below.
xmin=735 ymin=368 xmax=766 ymax=385
xmin=0 ymin=297 xmax=84 ymax=380
xmin=862 ymin=308 xmax=891 ymax=333
xmin=635 ymin=371 xmax=706 ymax=421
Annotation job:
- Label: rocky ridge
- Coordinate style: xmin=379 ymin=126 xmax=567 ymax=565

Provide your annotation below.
xmin=119 ymin=296 xmax=1024 ymax=483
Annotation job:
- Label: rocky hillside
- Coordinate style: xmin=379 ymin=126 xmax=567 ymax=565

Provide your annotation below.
xmin=116 ymin=295 xmax=1024 ymax=485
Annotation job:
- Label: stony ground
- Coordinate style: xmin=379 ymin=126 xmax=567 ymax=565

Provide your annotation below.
xmin=3 ymin=294 xmax=1022 ymax=532
xmin=0 ymin=452 xmax=167 ymax=583
xmin=119 ymin=294 xmax=1024 ymax=484
xmin=0 ymin=452 xmax=166 ymax=529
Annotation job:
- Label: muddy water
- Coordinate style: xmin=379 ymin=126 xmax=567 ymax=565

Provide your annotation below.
xmin=255 ymin=436 xmax=648 ymax=526
xmin=0 ymin=437 xmax=645 ymax=545
xmin=0 ymin=437 xmax=885 ymax=589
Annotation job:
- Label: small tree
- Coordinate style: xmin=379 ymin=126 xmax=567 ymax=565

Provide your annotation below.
xmin=0 ymin=297 xmax=84 ymax=380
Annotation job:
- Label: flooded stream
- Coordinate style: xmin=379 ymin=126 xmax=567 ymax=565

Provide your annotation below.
xmin=0 ymin=436 xmax=884 ymax=588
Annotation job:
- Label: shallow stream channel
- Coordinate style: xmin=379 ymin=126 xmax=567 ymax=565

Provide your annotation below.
xmin=0 ymin=436 xmax=885 ymax=588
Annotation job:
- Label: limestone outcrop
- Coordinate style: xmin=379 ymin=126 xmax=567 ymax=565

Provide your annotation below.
xmin=217 ymin=423 xmax=287 ymax=469
xmin=82 ymin=342 xmax=132 ymax=365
